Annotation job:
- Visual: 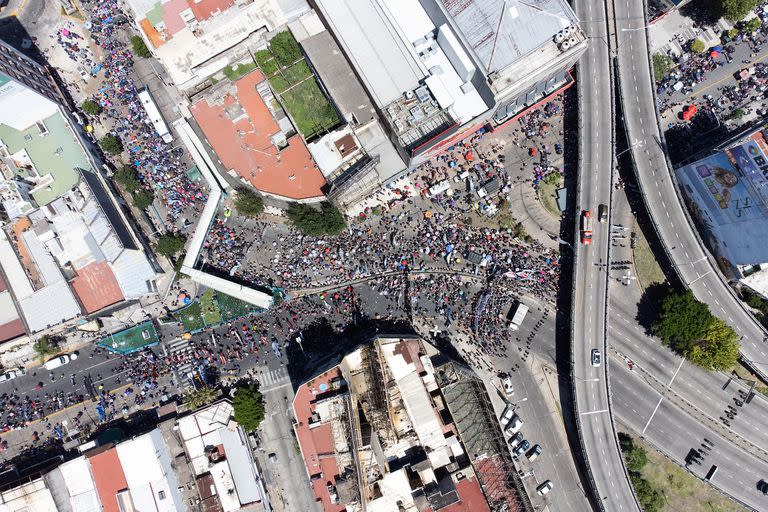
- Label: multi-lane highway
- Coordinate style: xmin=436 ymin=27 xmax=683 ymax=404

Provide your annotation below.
xmin=572 ymin=0 xmax=640 ymax=509
xmin=611 ymin=0 xmax=768 ymax=379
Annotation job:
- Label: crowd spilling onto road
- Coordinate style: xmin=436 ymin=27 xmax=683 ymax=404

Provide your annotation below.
xmin=78 ymin=0 xmax=206 ymax=225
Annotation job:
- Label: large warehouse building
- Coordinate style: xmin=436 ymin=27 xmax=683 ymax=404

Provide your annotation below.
xmin=312 ymin=0 xmax=587 ymax=167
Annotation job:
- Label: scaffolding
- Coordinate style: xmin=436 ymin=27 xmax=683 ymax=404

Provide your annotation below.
xmin=435 ymin=361 xmax=533 ymax=512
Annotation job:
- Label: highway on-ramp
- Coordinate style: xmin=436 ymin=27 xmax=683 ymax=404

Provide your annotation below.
xmin=572 ymin=0 xmax=640 ymax=510
xmin=612 ymin=0 xmax=768 ymax=377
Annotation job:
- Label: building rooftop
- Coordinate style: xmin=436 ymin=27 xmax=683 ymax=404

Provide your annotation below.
xmin=0 ymin=109 xmax=89 ymax=206
xmin=127 ymin=0 xmax=309 ymax=90
xmin=293 ymin=336 xmax=492 ymax=512
xmin=70 ymin=260 xmax=125 ymax=314
xmin=439 ymin=0 xmax=578 ymax=74
xmin=190 ymin=71 xmax=326 ymax=200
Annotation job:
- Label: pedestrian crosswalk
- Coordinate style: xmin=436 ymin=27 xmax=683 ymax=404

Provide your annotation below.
xmin=165 ymin=338 xmax=195 ymax=391
xmin=257 ymin=366 xmax=290 ymax=391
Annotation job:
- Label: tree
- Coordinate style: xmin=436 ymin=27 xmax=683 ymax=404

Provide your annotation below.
xmin=269 ymin=31 xmax=302 ymax=66
xmin=744 ymin=17 xmax=762 ymax=32
xmin=730 ymin=108 xmax=746 ymax=120
xmin=286 ymin=202 xmax=346 ymax=236
xmin=652 ymin=53 xmax=674 ymax=80
xmin=690 ymin=38 xmax=707 ymax=53
xmin=155 ymin=232 xmax=186 ymax=258
xmin=113 ymin=165 xmax=140 ymax=193
xmin=233 ymin=186 xmax=264 ymax=216
xmin=183 ymin=386 xmax=219 ymax=409
xmin=653 ymin=289 xmax=740 ymax=370
xmin=630 ymin=474 xmax=664 ymax=512
xmin=618 ymin=433 xmax=649 ymax=473
xmin=132 ymin=189 xmax=155 ymax=210
xmin=80 ymin=99 xmax=102 ymax=116
xmin=33 ymin=336 xmax=58 ymax=362
xmin=717 ymin=0 xmax=757 ymax=22
xmin=232 ymin=385 xmax=265 ymax=432
xmin=652 ymin=289 xmax=711 ymax=348
xmin=130 ymin=35 xmax=152 ymax=58
xmin=99 ymin=134 xmax=123 ymax=156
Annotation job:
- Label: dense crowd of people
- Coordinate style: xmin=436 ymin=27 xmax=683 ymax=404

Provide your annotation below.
xmin=79 ymin=0 xmax=206 ymax=225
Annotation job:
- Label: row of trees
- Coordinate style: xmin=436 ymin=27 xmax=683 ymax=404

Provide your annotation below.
xmin=113 ymin=165 xmax=155 ymax=210
xmin=652 ymin=288 xmax=740 ymax=370
xmin=183 ymin=383 xmax=265 ymax=432
xmin=618 ymin=433 xmax=664 ymax=512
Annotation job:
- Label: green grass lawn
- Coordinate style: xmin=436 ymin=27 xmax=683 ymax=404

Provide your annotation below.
xmin=283 ymin=61 xmax=311 ymax=84
xmin=280 ymin=78 xmax=340 ymax=139
xmin=173 ymin=302 xmax=206 ymax=332
xmin=624 ymin=431 xmax=748 ymax=512
xmin=537 ymin=174 xmax=563 ymax=218
xmin=224 ymin=62 xmax=258 ymax=82
xmin=201 ymin=289 xmax=221 ymax=325
xmin=217 ymin=292 xmax=258 ymax=321
xmin=268 ymin=74 xmax=290 ymax=93
xmin=632 ymin=221 xmax=666 ymax=289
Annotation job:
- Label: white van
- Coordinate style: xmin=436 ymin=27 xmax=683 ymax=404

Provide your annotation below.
xmin=43 ymin=353 xmax=78 ymax=371
xmin=505 ymin=414 xmax=523 ymax=434
xmin=537 ymin=480 xmax=554 ymax=496
xmin=500 ymin=404 xmax=515 ymax=427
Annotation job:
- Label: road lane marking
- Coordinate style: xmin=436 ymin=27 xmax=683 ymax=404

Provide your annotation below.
xmin=667 ymin=357 xmax=685 ymax=388
xmin=581 ymin=409 xmax=609 ymax=416
xmin=642 ymin=397 xmax=663 ymax=434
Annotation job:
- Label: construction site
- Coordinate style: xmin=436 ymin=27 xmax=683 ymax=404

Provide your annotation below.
xmin=292 ymin=334 xmax=532 ymax=512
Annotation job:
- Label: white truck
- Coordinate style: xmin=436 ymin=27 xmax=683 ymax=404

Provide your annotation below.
xmin=507 ymin=302 xmax=529 ymax=331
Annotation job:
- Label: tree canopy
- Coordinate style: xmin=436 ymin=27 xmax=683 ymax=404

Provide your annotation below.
xmin=718 ymin=0 xmax=757 ymax=21
xmin=652 ymin=288 xmax=739 ymax=370
xmin=80 ymin=99 xmax=102 ymax=116
xmin=232 ymin=385 xmax=265 ymax=432
xmin=233 ymin=186 xmax=264 ymax=216
xmin=690 ymin=38 xmax=707 ymax=53
xmin=99 ymin=134 xmax=123 ymax=156
xmin=618 ymin=433 xmax=663 ymax=512
xmin=113 ymin=165 xmax=140 ymax=193
xmin=155 ymin=232 xmax=186 ymax=258
xmin=132 ymin=189 xmax=155 ymax=210
xmin=184 ymin=386 xmax=219 ymax=410
xmin=33 ymin=336 xmax=58 ymax=362
xmin=286 ymin=202 xmax=346 ymax=236
xmin=130 ymin=35 xmax=152 ymax=58
xmin=652 ymin=54 xmax=674 ymax=80
xmin=269 ymin=31 xmax=302 ymax=66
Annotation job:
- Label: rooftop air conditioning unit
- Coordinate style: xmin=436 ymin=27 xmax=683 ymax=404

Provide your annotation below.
xmin=568 ymin=37 xmax=578 ymax=46
xmin=564 ymin=25 xmax=575 ymax=36
xmin=560 ymin=41 xmax=571 ymax=51
xmin=554 ymin=32 xmax=565 ymax=44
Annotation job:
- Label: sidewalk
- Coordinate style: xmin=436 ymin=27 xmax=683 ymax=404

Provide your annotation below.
xmin=508 ymin=182 xmax=561 ymax=250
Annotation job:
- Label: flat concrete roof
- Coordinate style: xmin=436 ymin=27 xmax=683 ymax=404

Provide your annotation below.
xmin=300 ymin=30 xmax=377 ymax=127
xmin=0 ymin=110 xmax=88 ymax=205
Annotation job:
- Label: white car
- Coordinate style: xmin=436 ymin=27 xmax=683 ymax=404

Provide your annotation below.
xmin=43 ymin=353 xmax=78 ymax=371
xmin=537 ymin=480 xmax=554 ymax=496
xmin=591 ymin=349 xmax=602 ymax=367
xmin=0 ymin=368 xmax=25 ymax=382
xmin=505 ymin=414 xmax=523 ymax=435
xmin=500 ymin=404 xmax=515 ymax=427
xmin=501 ymin=376 xmax=514 ymax=397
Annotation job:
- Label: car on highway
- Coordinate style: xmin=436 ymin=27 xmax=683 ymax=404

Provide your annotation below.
xmin=527 ymin=444 xmax=542 ymax=461
xmin=43 ymin=353 xmax=78 ymax=371
xmin=537 ymin=480 xmax=554 ymax=496
xmin=580 ymin=210 xmax=593 ymax=245
xmin=757 ymin=479 xmax=768 ymax=495
xmin=513 ymin=439 xmax=530 ymax=457
xmin=501 ymin=375 xmax=514 ymax=397
xmin=591 ymin=349 xmax=602 ymax=367
xmin=0 ymin=368 xmax=25 ymax=382
xmin=508 ymin=431 xmax=524 ymax=448
xmin=598 ymin=204 xmax=608 ymax=222
xmin=505 ymin=414 xmax=523 ymax=435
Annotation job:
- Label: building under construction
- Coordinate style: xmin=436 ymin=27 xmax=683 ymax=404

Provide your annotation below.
xmin=292 ymin=334 xmax=532 ymax=512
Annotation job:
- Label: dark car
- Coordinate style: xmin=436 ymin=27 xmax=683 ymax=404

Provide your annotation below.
xmin=598 ymin=204 xmax=608 ymax=223
xmin=513 ymin=440 xmax=530 ymax=457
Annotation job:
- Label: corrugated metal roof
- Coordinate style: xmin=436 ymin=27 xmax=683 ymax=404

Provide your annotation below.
xmin=111 ymin=250 xmax=155 ymax=299
xmin=440 ymin=0 xmax=576 ymax=73
xmin=19 ymin=280 xmax=80 ymax=332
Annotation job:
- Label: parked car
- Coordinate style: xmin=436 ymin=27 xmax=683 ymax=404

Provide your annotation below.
xmin=508 ymin=431 xmax=524 ymax=448
xmin=501 ymin=376 xmax=514 ymax=397
xmin=505 ymin=414 xmax=524 ymax=435
xmin=527 ymin=444 xmax=542 ymax=461
xmin=43 ymin=353 xmax=78 ymax=371
xmin=0 ymin=368 xmax=25 ymax=382
xmin=500 ymin=404 xmax=515 ymax=427
xmin=537 ymin=480 xmax=554 ymax=496
xmin=591 ymin=349 xmax=602 ymax=367
xmin=757 ymin=479 xmax=768 ymax=495
xmin=598 ymin=203 xmax=608 ymax=223
xmin=513 ymin=440 xmax=530 ymax=457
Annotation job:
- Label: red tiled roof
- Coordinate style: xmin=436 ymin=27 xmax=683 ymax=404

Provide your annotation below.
xmin=188 ymin=0 xmax=236 ymax=21
xmin=89 ymin=448 xmax=128 ymax=512
xmin=70 ymin=261 xmax=124 ymax=314
xmin=293 ymin=367 xmax=346 ymax=512
xmin=0 ymin=319 xmax=25 ymax=344
xmin=437 ymin=476 xmax=491 ymax=512
xmin=190 ymin=71 xmax=327 ymax=200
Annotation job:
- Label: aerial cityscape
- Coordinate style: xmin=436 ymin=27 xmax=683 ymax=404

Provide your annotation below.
xmin=0 ymin=0 xmax=766 ymax=511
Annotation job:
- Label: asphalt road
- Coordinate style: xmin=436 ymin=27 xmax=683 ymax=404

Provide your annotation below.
xmin=612 ymin=0 xmax=768 ymax=380
xmin=573 ymin=0 xmax=640 ymax=509
xmin=612 ymin=359 xmax=768 ymax=511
